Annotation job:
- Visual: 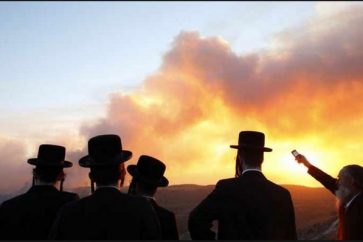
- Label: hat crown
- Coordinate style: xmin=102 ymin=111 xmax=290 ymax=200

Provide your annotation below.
xmin=88 ymin=135 xmax=123 ymax=164
xmin=238 ymin=131 xmax=265 ymax=148
xmin=137 ymin=155 xmax=166 ymax=181
xmin=37 ymin=144 xmax=66 ymax=165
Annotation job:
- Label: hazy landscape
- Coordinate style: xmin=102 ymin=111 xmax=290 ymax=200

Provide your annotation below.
xmin=1 ymin=183 xmax=337 ymax=240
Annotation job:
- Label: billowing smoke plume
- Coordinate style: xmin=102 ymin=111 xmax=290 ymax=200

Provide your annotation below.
xmin=1 ymin=6 xmax=363 ymax=193
xmin=79 ymin=6 xmax=363 ymax=186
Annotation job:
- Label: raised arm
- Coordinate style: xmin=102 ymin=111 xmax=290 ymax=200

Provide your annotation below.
xmin=295 ymin=154 xmax=337 ymax=194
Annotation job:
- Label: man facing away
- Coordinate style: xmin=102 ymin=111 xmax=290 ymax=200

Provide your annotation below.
xmin=49 ymin=134 xmax=161 ymax=239
xmin=295 ymin=153 xmax=363 ymax=240
xmin=128 ymin=155 xmax=179 ymax=240
xmin=188 ymin=131 xmax=297 ymax=240
xmin=0 ymin=144 xmax=79 ymax=239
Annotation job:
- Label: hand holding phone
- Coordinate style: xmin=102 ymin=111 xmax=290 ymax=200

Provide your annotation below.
xmin=291 ymin=149 xmax=311 ymax=167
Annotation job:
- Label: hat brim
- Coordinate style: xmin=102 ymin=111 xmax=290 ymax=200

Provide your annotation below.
xmin=27 ymin=158 xmax=73 ymax=168
xmin=127 ymin=165 xmax=169 ymax=187
xmin=79 ymin=150 xmax=132 ymax=168
xmin=230 ymin=145 xmax=272 ymax=152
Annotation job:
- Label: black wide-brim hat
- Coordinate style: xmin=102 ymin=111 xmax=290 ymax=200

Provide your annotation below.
xmin=230 ymin=131 xmax=272 ymax=152
xmin=27 ymin=144 xmax=73 ymax=168
xmin=79 ymin=134 xmax=132 ymax=168
xmin=127 ymin=155 xmax=169 ymax=187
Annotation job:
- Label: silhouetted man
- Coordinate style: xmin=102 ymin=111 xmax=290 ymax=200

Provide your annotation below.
xmin=49 ymin=134 xmax=161 ymax=239
xmin=295 ymin=154 xmax=363 ymax=240
xmin=0 ymin=144 xmax=79 ymax=239
xmin=128 ymin=155 xmax=179 ymax=240
xmin=188 ymin=131 xmax=297 ymax=240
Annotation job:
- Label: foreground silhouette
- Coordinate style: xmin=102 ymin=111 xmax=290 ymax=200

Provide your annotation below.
xmin=128 ymin=155 xmax=179 ymax=240
xmin=188 ymin=131 xmax=297 ymax=239
xmin=0 ymin=145 xmax=79 ymax=239
xmin=295 ymin=154 xmax=363 ymax=240
xmin=49 ymin=134 xmax=161 ymax=239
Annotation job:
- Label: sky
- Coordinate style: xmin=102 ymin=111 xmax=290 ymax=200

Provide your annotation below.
xmin=1 ymin=1 xmax=363 ymax=193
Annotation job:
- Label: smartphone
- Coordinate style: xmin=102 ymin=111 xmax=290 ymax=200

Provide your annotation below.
xmin=291 ymin=149 xmax=300 ymax=158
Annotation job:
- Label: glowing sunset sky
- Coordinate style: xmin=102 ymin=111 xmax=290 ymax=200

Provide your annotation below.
xmin=1 ymin=2 xmax=363 ymax=193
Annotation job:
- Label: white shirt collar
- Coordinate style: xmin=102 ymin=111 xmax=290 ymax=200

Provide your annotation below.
xmin=345 ymin=192 xmax=361 ymax=209
xmin=242 ymin=168 xmax=262 ymax=175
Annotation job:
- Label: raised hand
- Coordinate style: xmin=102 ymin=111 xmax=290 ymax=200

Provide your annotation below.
xmin=295 ymin=154 xmax=312 ymax=168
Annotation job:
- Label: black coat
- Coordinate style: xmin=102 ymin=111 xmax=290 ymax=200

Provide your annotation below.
xmin=149 ymin=199 xmax=179 ymax=240
xmin=0 ymin=185 xmax=79 ymax=239
xmin=49 ymin=187 xmax=162 ymax=239
xmin=188 ymin=171 xmax=297 ymax=240
xmin=308 ymin=165 xmax=363 ymax=240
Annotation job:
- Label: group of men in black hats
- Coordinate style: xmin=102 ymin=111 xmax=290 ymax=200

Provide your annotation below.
xmin=0 ymin=131 xmax=362 ymax=240
xmin=0 ymin=134 xmax=178 ymax=240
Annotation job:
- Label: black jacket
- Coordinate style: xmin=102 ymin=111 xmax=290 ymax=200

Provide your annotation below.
xmin=49 ymin=187 xmax=161 ymax=239
xmin=308 ymin=165 xmax=363 ymax=240
xmin=188 ymin=171 xmax=297 ymax=240
xmin=0 ymin=185 xmax=79 ymax=239
xmin=149 ymin=198 xmax=179 ymax=240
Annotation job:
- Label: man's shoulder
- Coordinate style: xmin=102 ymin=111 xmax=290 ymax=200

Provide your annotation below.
xmin=264 ymin=179 xmax=292 ymax=197
xmin=58 ymin=193 xmax=91 ymax=212
xmin=216 ymin=176 xmax=291 ymax=195
xmin=60 ymin=191 xmax=79 ymax=201
xmin=126 ymin=194 xmax=156 ymax=209
xmin=154 ymin=203 xmax=175 ymax=217
xmin=56 ymin=193 xmax=101 ymax=221
xmin=216 ymin=177 xmax=237 ymax=186
xmin=63 ymin=192 xmax=150 ymax=210
xmin=0 ymin=192 xmax=29 ymax=208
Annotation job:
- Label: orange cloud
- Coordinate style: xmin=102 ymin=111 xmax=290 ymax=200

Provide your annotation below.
xmin=2 ymin=6 xmax=363 ymax=193
xmin=80 ymin=6 xmax=363 ymax=187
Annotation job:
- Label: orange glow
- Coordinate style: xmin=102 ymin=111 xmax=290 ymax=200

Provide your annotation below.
xmin=78 ymin=18 xmax=363 ymax=188
xmin=2 ymin=7 xmax=363 ymax=193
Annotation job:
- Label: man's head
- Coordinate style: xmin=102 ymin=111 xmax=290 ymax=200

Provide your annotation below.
xmin=230 ymin=131 xmax=272 ymax=176
xmin=127 ymin=155 xmax=169 ymax=197
xmin=32 ymin=166 xmax=64 ymax=185
xmin=134 ymin=179 xmax=158 ymax=197
xmin=28 ymin=144 xmax=72 ymax=187
xmin=238 ymin=149 xmax=264 ymax=168
xmin=89 ymin=163 xmax=126 ymax=187
xmin=79 ymin=134 xmax=132 ymax=191
xmin=336 ymin=164 xmax=363 ymax=204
